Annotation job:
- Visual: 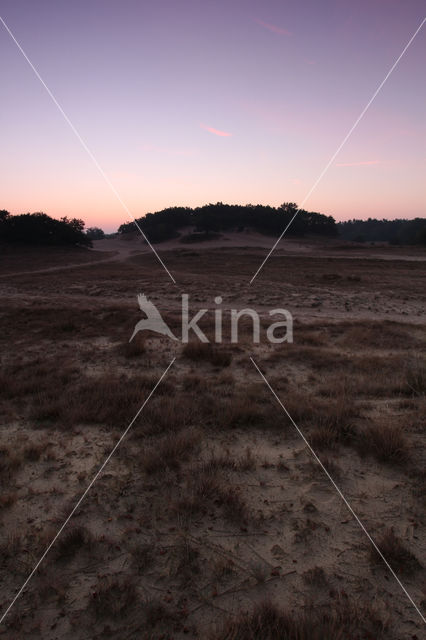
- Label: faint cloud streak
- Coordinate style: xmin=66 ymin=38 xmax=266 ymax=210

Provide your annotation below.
xmin=200 ymin=123 xmax=232 ymax=137
xmin=254 ymin=18 xmax=292 ymax=36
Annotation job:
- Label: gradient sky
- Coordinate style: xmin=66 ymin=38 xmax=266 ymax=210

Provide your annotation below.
xmin=1 ymin=0 xmax=425 ymax=231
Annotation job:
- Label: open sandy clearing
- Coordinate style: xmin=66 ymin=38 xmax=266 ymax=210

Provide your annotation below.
xmin=0 ymin=240 xmax=424 ymax=639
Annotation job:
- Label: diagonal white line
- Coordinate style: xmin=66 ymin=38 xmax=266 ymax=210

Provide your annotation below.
xmin=250 ymin=356 xmax=426 ymax=624
xmin=0 ymin=357 xmax=176 ymax=626
xmin=0 ymin=15 xmax=176 ymax=284
xmin=250 ymin=17 xmax=426 ymax=284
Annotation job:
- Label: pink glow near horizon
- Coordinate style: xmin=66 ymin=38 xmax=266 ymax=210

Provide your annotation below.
xmin=336 ymin=160 xmax=381 ymax=167
xmin=0 ymin=0 xmax=424 ymax=232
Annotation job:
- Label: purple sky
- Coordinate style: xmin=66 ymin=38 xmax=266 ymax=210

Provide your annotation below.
xmin=1 ymin=0 xmax=425 ymax=231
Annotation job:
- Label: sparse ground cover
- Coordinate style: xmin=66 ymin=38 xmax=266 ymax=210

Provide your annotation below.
xmin=0 ymin=238 xmax=424 ymax=638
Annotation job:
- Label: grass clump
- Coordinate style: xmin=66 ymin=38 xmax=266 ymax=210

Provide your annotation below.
xmin=358 ymin=422 xmax=409 ymax=464
xmin=141 ymin=429 xmax=201 ymax=474
xmin=371 ymin=529 xmax=422 ymax=575
xmin=182 ymin=341 xmax=232 ymax=367
xmin=31 ymin=373 xmax=170 ymax=427
xmin=211 ymin=599 xmax=387 ymax=640
xmin=116 ymin=333 xmax=146 ymax=358
xmin=405 ymin=360 xmax=426 ymax=396
xmin=54 ymin=526 xmax=93 ymax=563
xmin=92 ymin=576 xmax=138 ymax=619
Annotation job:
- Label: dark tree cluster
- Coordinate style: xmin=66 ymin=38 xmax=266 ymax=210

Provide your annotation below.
xmin=86 ymin=226 xmax=105 ymax=240
xmin=0 ymin=211 xmax=92 ymax=247
xmin=338 ymin=218 xmax=426 ymax=245
xmin=118 ymin=202 xmax=337 ymax=242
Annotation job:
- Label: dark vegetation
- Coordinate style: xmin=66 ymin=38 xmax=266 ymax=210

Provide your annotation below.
xmin=0 ymin=210 xmax=92 ymax=246
xmin=85 ymin=226 xmax=105 ymax=240
xmin=3 ymin=206 xmax=425 ymax=249
xmin=338 ymin=217 xmax=426 ymax=245
xmin=0 ymin=249 xmax=424 ymax=639
xmin=92 ymin=577 xmax=138 ymax=619
xmin=118 ymin=202 xmax=337 ymax=242
xmin=182 ymin=341 xmax=232 ymax=367
xmin=54 ymin=526 xmax=93 ymax=563
xmin=370 ymin=529 xmax=422 ymax=575
xmin=118 ymin=202 xmax=426 ymax=246
xmin=211 ymin=599 xmax=388 ymax=640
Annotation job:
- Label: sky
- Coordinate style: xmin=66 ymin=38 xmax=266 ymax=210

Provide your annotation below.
xmin=1 ymin=0 xmax=425 ymax=232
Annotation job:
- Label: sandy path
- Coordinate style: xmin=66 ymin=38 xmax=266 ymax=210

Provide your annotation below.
xmin=2 ymin=233 xmax=425 ymax=279
xmin=0 ymin=240 xmax=147 ymax=278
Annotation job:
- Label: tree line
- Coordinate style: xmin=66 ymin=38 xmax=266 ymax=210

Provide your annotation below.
xmin=0 ymin=210 xmax=105 ymax=247
xmin=337 ymin=218 xmax=426 ymax=245
xmin=118 ymin=202 xmax=338 ymax=242
xmin=1 ymin=207 xmax=425 ymax=247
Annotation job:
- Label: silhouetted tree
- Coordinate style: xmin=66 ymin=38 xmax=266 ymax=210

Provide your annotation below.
xmin=60 ymin=216 xmax=85 ymax=233
xmin=0 ymin=211 xmax=92 ymax=246
xmin=118 ymin=202 xmax=337 ymax=242
xmin=86 ymin=227 xmax=105 ymax=240
xmin=338 ymin=218 xmax=426 ymax=245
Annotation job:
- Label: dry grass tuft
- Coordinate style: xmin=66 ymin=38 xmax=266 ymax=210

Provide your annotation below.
xmin=175 ymin=463 xmax=252 ymax=526
xmin=340 ymin=322 xmax=415 ymax=351
xmin=307 ymin=393 xmax=358 ymax=450
xmin=358 ymin=422 xmax=409 ymax=464
xmin=0 ymin=492 xmax=18 ymax=509
xmin=182 ymin=373 xmax=209 ymax=391
xmin=320 ymin=456 xmax=342 ymax=478
xmin=237 ymin=447 xmax=257 ymax=471
xmin=142 ymin=394 xmax=197 ymax=436
xmin=0 ymin=446 xmax=21 ymax=477
xmin=182 ymin=341 xmax=232 ymax=367
xmin=31 ymin=373 xmax=170 ymax=427
xmin=202 ymin=452 xmax=238 ymax=472
xmin=169 ymin=539 xmax=200 ymax=583
xmin=405 ymin=360 xmax=426 ymax=396
xmin=309 ymin=426 xmax=340 ymax=451
xmin=371 ymin=529 xmax=422 ymax=575
xmin=143 ymin=598 xmax=175 ymax=628
xmin=141 ymin=428 xmax=201 ymax=474
xmin=0 ymin=358 xmax=78 ymax=402
xmin=116 ymin=333 xmax=146 ymax=358
xmin=249 ymin=561 xmax=269 ymax=584
xmin=303 ymin=566 xmax=327 ymax=586
xmin=92 ymin=576 xmax=138 ymax=619
xmin=54 ymin=526 xmax=93 ymax=562
xmin=216 ymin=486 xmax=249 ymax=524
xmin=211 ymin=599 xmax=387 ymax=640
xmin=191 ymin=469 xmax=222 ymax=501
xmin=24 ymin=443 xmax=44 ymax=462
xmin=221 ymin=391 xmax=283 ymax=432
xmin=131 ymin=543 xmax=155 ymax=574
xmin=223 ymin=394 xmax=265 ymax=428
xmin=212 ymin=557 xmax=236 ymax=580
